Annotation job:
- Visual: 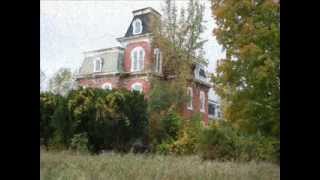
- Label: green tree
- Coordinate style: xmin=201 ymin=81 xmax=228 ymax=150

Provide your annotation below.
xmin=67 ymin=88 xmax=148 ymax=153
xmin=211 ymin=0 xmax=280 ymax=137
xmin=50 ymin=95 xmax=74 ymax=148
xmin=40 ymin=92 xmax=58 ymax=148
xmin=148 ymin=0 xmax=207 ymax=150
xmin=48 ymin=68 xmax=75 ymax=96
xmin=149 ymin=0 xmax=207 ymax=114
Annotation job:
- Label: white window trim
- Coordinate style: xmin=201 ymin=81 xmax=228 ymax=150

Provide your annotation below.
xmin=93 ymin=57 xmax=102 ymax=73
xmin=154 ymin=48 xmax=162 ymax=74
xmin=131 ymin=82 xmax=143 ymax=93
xmin=101 ymin=83 xmax=112 ymax=90
xmin=200 ymin=91 xmax=205 ymax=113
xmin=187 ymin=87 xmax=193 ymax=110
xmin=132 ymin=18 xmax=143 ymax=35
xmin=131 ymin=47 xmax=145 ymax=72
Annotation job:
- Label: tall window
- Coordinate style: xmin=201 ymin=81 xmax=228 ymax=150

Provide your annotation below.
xmin=102 ymin=83 xmax=112 ymax=90
xmin=208 ymin=103 xmax=216 ymax=116
xmin=131 ymin=47 xmax=145 ymax=72
xmin=93 ymin=57 xmax=102 ymax=72
xmin=200 ymin=91 xmax=205 ymax=112
xmin=187 ymin=87 xmax=193 ymax=110
xmin=154 ymin=48 xmax=162 ymax=73
xmin=131 ymin=82 xmax=143 ymax=93
xmin=132 ymin=18 xmax=143 ymax=35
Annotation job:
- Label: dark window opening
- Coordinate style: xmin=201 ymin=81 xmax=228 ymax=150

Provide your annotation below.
xmin=208 ymin=103 xmax=216 ymax=116
xmin=199 ymin=68 xmax=206 ymax=78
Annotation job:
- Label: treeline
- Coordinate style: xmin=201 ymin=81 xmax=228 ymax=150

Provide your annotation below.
xmin=40 ymin=88 xmax=148 ymax=153
xmin=40 ymin=88 xmax=279 ymax=163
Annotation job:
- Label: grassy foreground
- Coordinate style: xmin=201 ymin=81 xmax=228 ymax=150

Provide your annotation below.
xmin=40 ymin=150 xmax=279 ymax=180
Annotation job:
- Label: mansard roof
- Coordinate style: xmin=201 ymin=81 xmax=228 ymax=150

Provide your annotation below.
xmin=121 ymin=7 xmax=161 ymax=39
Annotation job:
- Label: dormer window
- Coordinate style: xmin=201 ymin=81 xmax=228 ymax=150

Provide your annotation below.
xmin=132 ymin=18 xmax=143 ymax=35
xmin=194 ymin=64 xmax=207 ymax=81
xmin=199 ymin=68 xmax=206 ymax=78
xmin=93 ymin=57 xmax=102 ymax=72
xmin=131 ymin=47 xmax=145 ymax=72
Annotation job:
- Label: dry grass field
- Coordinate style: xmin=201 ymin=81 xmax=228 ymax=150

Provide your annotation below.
xmin=40 ymin=150 xmax=279 ymax=180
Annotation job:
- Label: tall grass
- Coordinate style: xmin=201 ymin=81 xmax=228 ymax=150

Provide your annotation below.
xmin=40 ymin=150 xmax=279 ymax=180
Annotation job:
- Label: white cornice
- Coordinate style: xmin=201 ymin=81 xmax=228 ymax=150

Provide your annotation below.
xmin=117 ymin=33 xmax=152 ymax=43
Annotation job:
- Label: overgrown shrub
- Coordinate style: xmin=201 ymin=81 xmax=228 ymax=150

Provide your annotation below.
xmin=160 ymin=111 xmax=182 ymax=141
xmin=199 ymin=121 xmax=279 ymax=162
xmin=40 ymin=88 xmax=149 ymax=153
xmin=199 ymin=123 xmax=236 ymax=161
xmin=51 ymin=96 xmax=74 ymax=148
xmin=70 ymin=133 xmax=89 ymax=153
xmin=154 ymin=113 xmax=202 ymax=155
xmin=150 ymin=110 xmax=182 ymax=153
xmin=168 ymin=114 xmax=202 ymax=155
xmin=40 ymin=92 xmax=59 ymax=148
xmin=155 ymin=140 xmax=173 ymax=155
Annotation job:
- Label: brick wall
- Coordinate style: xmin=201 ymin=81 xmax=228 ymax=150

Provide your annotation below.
xmin=78 ymin=74 xmax=151 ymax=94
xmin=78 ymin=75 xmax=121 ymax=89
xmin=182 ymin=83 xmax=209 ymax=125
xmin=120 ymin=75 xmax=151 ymax=94
xmin=123 ymin=41 xmax=153 ymax=72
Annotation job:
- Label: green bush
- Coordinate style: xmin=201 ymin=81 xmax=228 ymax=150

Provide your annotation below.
xmin=160 ymin=111 xmax=182 ymax=141
xmin=168 ymin=114 xmax=202 ymax=155
xmin=153 ymin=113 xmax=202 ymax=155
xmin=149 ymin=110 xmax=182 ymax=152
xmin=40 ymin=88 xmax=149 ymax=153
xmin=48 ymin=132 xmax=67 ymax=151
xmin=199 ymin=122 xmax=235 ymax=160
xmin=70 ymin=133 xmax=89 ymax=153
xmin=155 ymin=139 xmax=173 ymax=155
xmin=199 ymin=121 xmax=279 ymax=162
xmin=40 ymin=92 xmax=59 ymax=148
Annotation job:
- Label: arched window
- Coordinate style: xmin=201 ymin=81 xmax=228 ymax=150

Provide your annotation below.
xmin=101 ymin=83 xmax=112 ymax=90
xmin=132 ymin=18 xmax=143 ymax=35
xmin=200 ymin=91 xmax=205 ymax=112
xmin=154 ymin=48 xmax=162 ymax=74
xmin=131 ymin=82 xmax=143 ymax=93
xmin=131 ymin=47 xmax=145 ymax=72
xmin=187 ymin=87 xmax=193 ymax=110
xmin=93 ymin=57 xmax=102 ymax=72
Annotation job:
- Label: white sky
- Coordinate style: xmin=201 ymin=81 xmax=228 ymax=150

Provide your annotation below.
xmin=40 ymin=0 xmax=224 ymax=100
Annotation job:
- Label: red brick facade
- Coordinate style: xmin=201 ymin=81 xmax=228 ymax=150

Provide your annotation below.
xmin=181 ymin=84 xmax=209 ymax=125
xmin=123 ymin=41 xmax=152 ymax=72
xmin=78 ymin=75 xmax=121 ymax=89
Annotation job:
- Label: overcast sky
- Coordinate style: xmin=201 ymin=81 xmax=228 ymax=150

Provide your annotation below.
xmin=40 ymin=0 xmax=224 ymax=99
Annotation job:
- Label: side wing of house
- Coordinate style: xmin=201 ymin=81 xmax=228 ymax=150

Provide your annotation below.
xmin=76 ymin=47 xmax=124 ymax=89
